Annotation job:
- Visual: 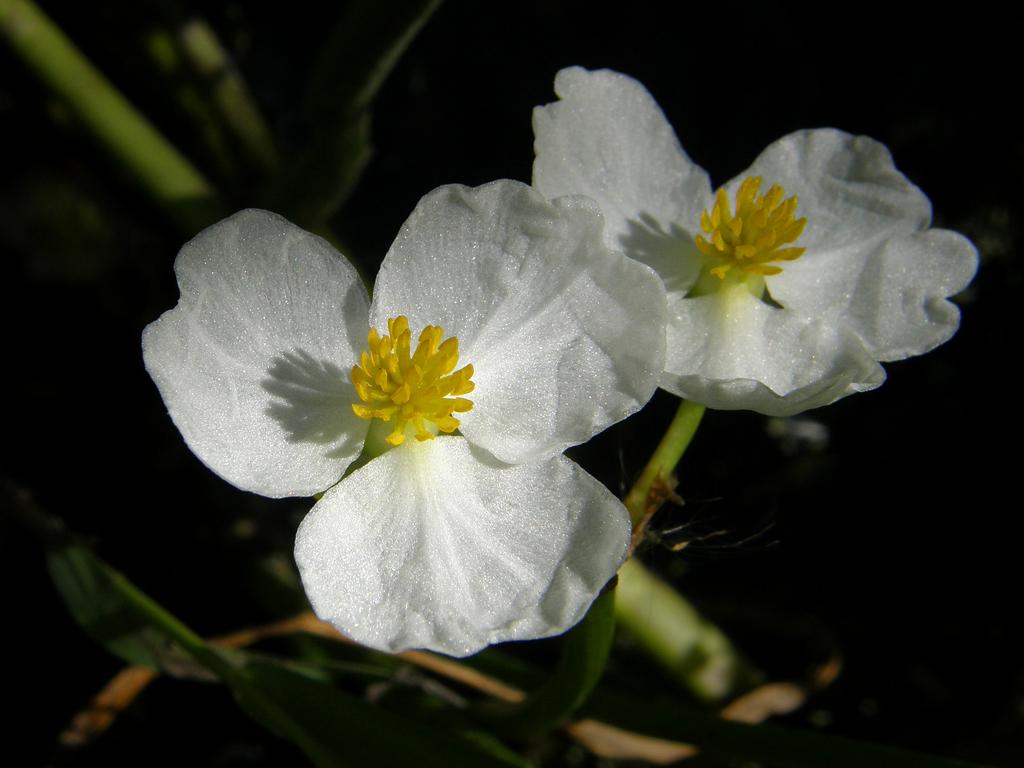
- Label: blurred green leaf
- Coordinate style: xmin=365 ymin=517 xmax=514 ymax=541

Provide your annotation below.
xmin=460 ymin=730 xmax=534 ymax=768
xmin=236 ymin=658 xmax=526 ymax=768
xmin=581 ymin=688 xmax=992 ymax=768
xmin=304 ymin=0 xmax=442 ymax=120
xmin=461 ymin=620 xmax=988 ymax=767
xmin=275 ymin=0 xmax=443 ymax=226
xmin=483 ymin=590 xmax=615 ymax=738
xmin=47 ymin=542 xmax=215 ymax=673
xmin=45 ymin=538 xmax=527 ymax=767
xmin=46 ymin=546 xmax=165 ymax=668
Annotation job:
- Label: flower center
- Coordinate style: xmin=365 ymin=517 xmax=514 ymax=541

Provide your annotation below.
xmin=351 ymin=315 xmax=475 ymax=446
xmin=694 ymin=176 xmax=807 ymax=281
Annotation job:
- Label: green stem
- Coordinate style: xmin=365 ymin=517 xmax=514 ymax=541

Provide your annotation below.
xmin=624 ymin=398 xmax=704 ymax=527
xmin=177 ymin=17 xmax=281 ymax=178
xmin=616 ymin=558 xmax=757 ymax=701
xmin=143 ymin=25 xmax=241 ymax=184
xmin=615 ymin=398 xmax=757 ymax=700
xmin=0 ymin=0 xmax=227 ymax=234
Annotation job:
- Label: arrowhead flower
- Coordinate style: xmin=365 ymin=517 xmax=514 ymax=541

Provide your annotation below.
xmin=142 ymin=180 xmax=667 ymax=656
xmin=533 ymin=67 xmax=978 ymax=415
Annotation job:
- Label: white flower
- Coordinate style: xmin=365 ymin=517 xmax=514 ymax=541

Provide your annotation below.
xmin=533 ymin=67 xmax=978 ymax=416
xmin=142 ymin=180 xmax=667 ymax=656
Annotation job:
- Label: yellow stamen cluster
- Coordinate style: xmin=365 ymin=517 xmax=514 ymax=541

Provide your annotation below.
xmin=351 ymin=316 xmax=475 ymax=446
xmin=695 ymin=176 xmax=807 ymax=279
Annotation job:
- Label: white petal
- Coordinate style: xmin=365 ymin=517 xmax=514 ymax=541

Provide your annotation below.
xmin=294 ymin=436 xmax=629 ymax=656
xmin=370 ymin=181 xmax=666 ymax=464
xmin=533 ymin=66 xmax=711 ymax=293
xmin=661 ymin=286 xmax=885 ymax=416
xmin=743 ymin=129 xmax=977 ymax=360
xmin=734 ymin=129 xmax=931 ymax=252
xmin=142 ymin=209 xmax=370 ymax=498
xmin=770 ymin=229 xmax=978 ymax=363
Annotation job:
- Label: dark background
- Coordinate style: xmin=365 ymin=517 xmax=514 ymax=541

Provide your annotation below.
xmin=2 ymin=1 xmax=1020 ymax=765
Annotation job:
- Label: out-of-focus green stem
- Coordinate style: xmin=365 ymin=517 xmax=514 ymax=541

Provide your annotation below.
xmin=178 ymin=18 xmax=281 ymax=177
xmin=0 ymin=0 xmax=226 ymax=234
xmin=143 ymin=26 xmax=240 ymax=184
xmin=615 ymin=398 xmax=758 ymax=700
xmin=616 ymin=558 xmax=756 ymax=701
xmin=624 ymin=398 xmax=704 ymax=527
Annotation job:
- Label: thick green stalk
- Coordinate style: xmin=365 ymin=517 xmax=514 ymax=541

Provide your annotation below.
xmin=616 ymin=558 xmax=757 ymax=701
xmin=1 ymin=0 xmax=226 ymax=233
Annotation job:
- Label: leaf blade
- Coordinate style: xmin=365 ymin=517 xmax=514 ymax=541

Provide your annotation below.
xmin=45 ymin=538 xmax=526 ymax=767
xmin=484 ymin=590 xmax=616 ymax=737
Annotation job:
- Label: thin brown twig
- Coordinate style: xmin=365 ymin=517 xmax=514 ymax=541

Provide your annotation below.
xmin=628 ymin=473 xmax=683 ymax=556
xmin=58 ymin=666 xmax=157 ymax=748
xmin=214 ymin=612 xmax=527 ymax=702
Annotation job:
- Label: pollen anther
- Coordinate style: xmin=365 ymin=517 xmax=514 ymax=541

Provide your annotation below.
xmin=351 ymin=316 xmax=475 ymax=446
xmin=695 ymin=176 xmax=807 ymax=280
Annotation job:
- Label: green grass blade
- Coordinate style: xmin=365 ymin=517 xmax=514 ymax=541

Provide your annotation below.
xmin=0 ymin=0 xmax=227 ymax=233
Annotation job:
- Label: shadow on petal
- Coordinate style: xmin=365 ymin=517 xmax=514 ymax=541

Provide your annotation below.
xmin=261 ymin=349 xmax=364 ymax=459
xmin=620 ymin=213 xmax=701 ymax=294
xmin=466 ymin=439 xmax=515 ymax=470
